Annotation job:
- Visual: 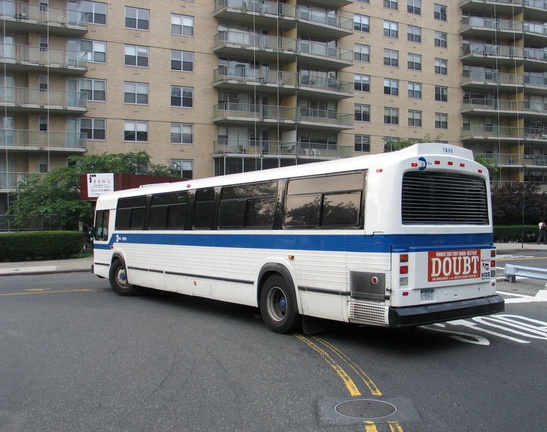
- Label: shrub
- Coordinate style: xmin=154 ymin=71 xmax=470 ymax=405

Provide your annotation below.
xmin=0 ymin=231 xmax=84 ymax=262
xmin=493 ymin=225 xmax=538 ymax=243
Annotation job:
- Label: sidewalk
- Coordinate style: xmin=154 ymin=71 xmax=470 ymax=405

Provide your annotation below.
xmin=0 ymin=257 xmax=92 ymax=276
xmin=1 ymin=243 xmax=547 ymax=277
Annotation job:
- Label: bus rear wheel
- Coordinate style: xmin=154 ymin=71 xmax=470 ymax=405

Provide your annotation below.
xmin=260 ymin=275 xmax=301 ymax=334
xmin=109 ymin=259 xmax=137 ymax=296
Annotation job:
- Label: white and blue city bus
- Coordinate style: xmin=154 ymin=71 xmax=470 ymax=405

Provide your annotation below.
xmin=91 ymin=143 xmax=504 ymax=333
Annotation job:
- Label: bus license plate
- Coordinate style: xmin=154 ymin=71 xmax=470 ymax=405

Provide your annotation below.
xmin=421 ymin=289 xmax=434 ymax=301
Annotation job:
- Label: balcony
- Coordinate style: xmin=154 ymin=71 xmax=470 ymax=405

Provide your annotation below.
xmin=213 ymin=68 xmax=353 ymax=98
xmin=213 ymin=140 xmax=353 ymax=159
xmin=460 ymin=17 xmax=522 ymax=40
xmin=213 ymin=103 xmax=353 ymax=129
xmin=214 ymin=31 xmax=353 ymax=68
xmin=214 ymin=0 xmax=296 ymax=31
xmin=462 ymin=98 xmax=547 ymax=118
xmin=461 ymin=71 xmax=523 ymax=91
xmin=0 ymin=130 xmax=87 ymax=152
xmin=0 ymin=44 xmax=88 ymax=74
xmin=461 ymin=125 xmax=525 ymax=141
xmin=0 ymin=87 xmax=88 ymax=114
xmin=0 ymin=0 xmax=88 ymax=36
xmin=459 ymin=0 xmax=528 ymax=15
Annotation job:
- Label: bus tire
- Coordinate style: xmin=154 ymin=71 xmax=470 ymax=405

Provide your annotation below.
xmin=109 ymin=259 xmax=137 ymax=296
xmin=260 ymin=275 xmax=301 ymax=334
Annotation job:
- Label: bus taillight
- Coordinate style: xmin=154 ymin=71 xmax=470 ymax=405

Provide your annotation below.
xmin=400 ymin=254 xmax=409 ymax=286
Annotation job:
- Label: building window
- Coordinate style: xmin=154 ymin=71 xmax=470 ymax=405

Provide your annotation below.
xmin=171 ymin=86 xmax=193 ymax=108
xmin=80 ymin=39 xmax=106 ymax=63
xmin=124 ymin=82 xmax=148 ymax=105
xmin=434 ymin=3 xmax=447 ymax=21
xmin=125 ymin=7 xmax=149 ymax=30
xmin=435 ymin=85 xmax=448 ymax=102
xmin=124 ymin=120 xmax=148 ymax=142
xmin=407 ymin=53 xmax=422 ymax=71
xmin=81 ymin=78 xmax=106 ymax=101
xmin=81 ymin=118 xmax=105 ymax=140
xmin=435 ymin=57 xmax=448 ymax=75
xmin=384 ymin=0 xmax=398 ymax=10
xmin=354 ymin=44 xmax=370 ymax=63
xmin=384 ymin=49 xmax=398 ymax=67
xmin=39 ymin=0 xmax=48 ymax=13
xmin=125 ymin=45 xmax=149 ymax=67
xmin=355 ymin=104 xmax=370 ymax=122
xmin=171 ymin=159 xmax=193 ymax=180
xmin=81 ymin=1 xmax=106 ymax=25
xmin=171 ymin=50 xmax=193 ymax=72
xmin=354 ymin=14 xmax=370 ymax=32
xmin=171 ymin=14 xmax=194 ymax=36
xmin=383 ymin=21 xmax=398 ymax=38
xmin=384 ymin=107 xmax=399 ymax=125
xmin=171 ymin=123 xmax=193 ymax=144
xmin=39 ymin=34 xmax=48 ymax=52
xmin=354 ymin=74 xmax=370 ymax=92
xmin=39 ymin=115 xmax=48 ymax=131
xmin=435 ymin=113 xmax=448 ymax=129
xmin=39 ymin=74 xmax=48 ymax=92
xmin=407 ymin=0 xmax=421 ymax=15
xmin=407 ymin=25 xmax=421 ymax=43
xmin=384 ymin=78 xmax=399 ymax=96
xmin=408 ymin=110 xmax=422 ymax=127
xmin=408 ymin=82 xmax=422 ymax=98
xmin=355 ymin=135 xmax=370 ymax=152
xmin=434 ymin=31 xmax=447 ymax=48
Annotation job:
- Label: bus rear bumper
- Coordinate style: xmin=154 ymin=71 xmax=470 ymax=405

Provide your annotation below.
xmin=388 ymin=295 xmax=505 ymax=327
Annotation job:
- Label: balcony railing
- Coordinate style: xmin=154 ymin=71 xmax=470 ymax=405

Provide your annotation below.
xmin=462 ymin=98 xmax=547 ymax=114
xmin=475 ymin=153 xmax=547 ymax=167
xmin=214 ymin=0 xmax=353 ymax=33
xmin=461 ymin=17 xmax=522 ymax=32
xmin=0 ymin=87 xmax=88 ymax=111
xmin=462 ymin=125 xmax=525 ymax=139
xmin=0 ymin=130 xmax=87 ymax=150
xmin=0 ymin=44 xmax=88 ymax=70
xmin=0 ymin=0 xmax=88 ymax=28
xmin=460 ymin=0 xmax=547 ymax=12
xmin=213 ymin=140 xmax=352 ymax=158
xmin=213 ymin=68 xmax=353 ymax=94
xmin=213 ymin=103 xmax=353 ymax=127
xmin=214 ymin=31 xmax=353 ymax=64
xmin=463 ymin=70 xmax=547 ymax=88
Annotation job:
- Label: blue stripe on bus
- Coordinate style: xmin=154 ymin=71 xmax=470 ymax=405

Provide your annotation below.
xmin=93 ymin=232 xmax=493 ymax=253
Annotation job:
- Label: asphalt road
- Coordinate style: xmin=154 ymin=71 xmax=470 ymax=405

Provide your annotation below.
xmin=1 ymin=271 xmax=546 ymax=432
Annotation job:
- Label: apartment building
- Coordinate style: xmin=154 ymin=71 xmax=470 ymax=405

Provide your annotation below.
xmin=0 ymin=0 xmax=545 ymax=216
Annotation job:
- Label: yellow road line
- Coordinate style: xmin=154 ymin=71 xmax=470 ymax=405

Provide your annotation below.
xmin=0 ymin=288 xmax=100 ymax=296
xmin=314 ymin=336 xmax=383 ymax=397
xmin=294 ymin=333 xmax=361 ymax=397
xmin=363 ymin=420 xmax=378 ymax=432
xmin=388 ymin=420 xmax=405 ymax=432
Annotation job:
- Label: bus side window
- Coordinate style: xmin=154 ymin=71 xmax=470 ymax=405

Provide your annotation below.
xmin=194 ymin=188 xmax=215 ymax=229
xmin=95 ymin=210 xmax=109 ymax=241
xmin=116 ymin=196 xmax=148 ymax=230
xmin=283 ymin=172 xmax=365 ymax=229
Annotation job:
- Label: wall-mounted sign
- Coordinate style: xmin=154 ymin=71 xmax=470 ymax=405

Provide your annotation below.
xmin=87 ymin=173 xmax=114 ymax=198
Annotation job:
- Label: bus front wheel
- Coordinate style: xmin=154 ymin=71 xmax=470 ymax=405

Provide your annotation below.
xmin=109 ymin=259 xmax=137 ymax=296
xmin=260 ymin=275 xmax=301 ymax=334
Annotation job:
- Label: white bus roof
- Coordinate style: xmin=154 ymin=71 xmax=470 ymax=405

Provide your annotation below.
xmin=95 ymin=143 xmax=477 ymax=207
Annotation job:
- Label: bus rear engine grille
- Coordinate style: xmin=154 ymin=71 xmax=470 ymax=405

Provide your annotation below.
xmin=402 ymin=172 xmax=489 ymax=225
xmin=349 ymin=302 xmax=389 ymax=325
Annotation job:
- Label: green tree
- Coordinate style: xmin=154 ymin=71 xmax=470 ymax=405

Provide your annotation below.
xmin=491 ymin=182 xmax=547 ymax=225
xmin=383 ymin=134 xmax=442 ymax=152
xmin=7 ymin=152 xmax=176 ymax=230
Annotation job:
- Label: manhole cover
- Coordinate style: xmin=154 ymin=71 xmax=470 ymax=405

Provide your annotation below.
xmin=335 ymin=399 xmax=397 ymax=419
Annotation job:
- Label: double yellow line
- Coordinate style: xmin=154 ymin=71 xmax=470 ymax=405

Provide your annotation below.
xmin=295 ymin=334 xmax=404 ymax=432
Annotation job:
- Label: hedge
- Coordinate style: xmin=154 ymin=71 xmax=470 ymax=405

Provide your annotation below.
xmin=493 ymin=225 xmax=539 ymax=243
xmin=0 ymin=231 xmax=84 ymax=262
